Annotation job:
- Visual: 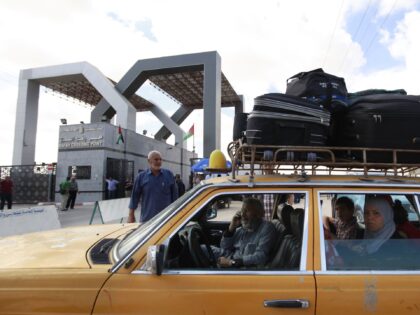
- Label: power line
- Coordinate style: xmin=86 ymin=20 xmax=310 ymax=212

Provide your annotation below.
xmin=364 ymin=0 xmax=399 ymax=58
xmin=322 ymin=0 xmax=345 ymax=68
xmin=338 ymin=0 xmax=373 ymax=73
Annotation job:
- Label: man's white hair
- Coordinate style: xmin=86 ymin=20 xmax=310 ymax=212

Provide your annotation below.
xmin=148 ymin=150 xmax=162 ymax=159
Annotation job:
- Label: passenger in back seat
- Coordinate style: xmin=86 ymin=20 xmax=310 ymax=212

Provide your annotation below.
xmin=393 ymin=199 xmax=420 ymax=238
xmin=323 ymin=196 xmax=359 ymax=239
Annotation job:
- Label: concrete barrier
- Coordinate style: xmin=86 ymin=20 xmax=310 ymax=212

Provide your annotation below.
xmin=90 ymin=198 xmax=130 ymax=224
xmin=0 ymin=206 xmax=61 ymax=237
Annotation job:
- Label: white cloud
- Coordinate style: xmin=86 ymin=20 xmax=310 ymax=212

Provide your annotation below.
xmin=375 ymin=0 xmax=419 ymax=17
xmin=0 ymin=85 xmax=18 ymax=166
xmin=387 ymin=11 xmax=420 ymax=69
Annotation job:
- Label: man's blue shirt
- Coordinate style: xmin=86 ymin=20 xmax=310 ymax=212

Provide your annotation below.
xmin=106 ymin=179 xmax=119 ymax=191
xmin=129 ymin=168 xmax=178 ymax=222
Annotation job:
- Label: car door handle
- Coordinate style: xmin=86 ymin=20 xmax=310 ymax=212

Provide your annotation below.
xmin=264 ymin=299 xmax=310 ymax=309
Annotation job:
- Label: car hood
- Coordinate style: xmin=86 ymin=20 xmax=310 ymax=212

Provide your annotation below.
xmin=0 ymin=224 xmax=137 ymax=269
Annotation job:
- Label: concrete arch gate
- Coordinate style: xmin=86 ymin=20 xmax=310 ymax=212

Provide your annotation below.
xmin=13 ymin=51 xmax=243 ymax=165
xmin=12 ymin=51 xmax=243 ymax=203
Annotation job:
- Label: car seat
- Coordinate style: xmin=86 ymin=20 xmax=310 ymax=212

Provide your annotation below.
xmin=269 ymin=219 xmax=288 ymax=260
xmin=265 ymin=208 xmax=293 ymax=267
xmin=279 ymin=204 xmax=294 ymax=234
xmin=267 ymin=208 xmax=304 ymax=270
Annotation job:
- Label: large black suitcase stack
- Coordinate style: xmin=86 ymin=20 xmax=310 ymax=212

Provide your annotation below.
xmin=245 ymin=93 xmax=330 ymax=150
xmin=285 ymin=68 xmax=348 ymax=146
xmin=340 ymin=93 xmax=420 ymax=163
xmin=233 ymin=112 xmax=249 ymax=141
xmin=285 ymin=68 xmax=348 ymax=110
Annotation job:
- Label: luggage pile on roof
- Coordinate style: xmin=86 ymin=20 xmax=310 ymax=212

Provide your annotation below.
xmin=233 ymin=68 xmax=420 ymax=163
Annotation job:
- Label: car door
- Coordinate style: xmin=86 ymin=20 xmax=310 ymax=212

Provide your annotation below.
xmin=93 ymin=188 xmax=316 ymax=315
xmin=314 ymin=188 xmax=420 ymax=315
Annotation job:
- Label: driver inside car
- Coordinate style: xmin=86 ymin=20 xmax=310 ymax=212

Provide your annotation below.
xmin=213 ymin=197 xmax=276 ymax=268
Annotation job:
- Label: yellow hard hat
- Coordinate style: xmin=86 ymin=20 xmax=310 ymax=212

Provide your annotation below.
xmin=208 ymin=150 xmax=227 ymax=169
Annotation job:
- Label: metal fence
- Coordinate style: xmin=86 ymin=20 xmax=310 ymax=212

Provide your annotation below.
xmin=0 ymin=164 xmax=56 ymax=204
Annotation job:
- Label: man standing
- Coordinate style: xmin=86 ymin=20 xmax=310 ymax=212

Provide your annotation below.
xmin=128 ymin=151 xmax=178 ymax=223
xmin=105 ymin=176 xmax=119 ymax=199
xmin=175 ymin=174 xmax=186 ymax=197
xmin=0 ymin=176 xmax=14 ymax=210
xmin=66 ymin=176 xmax=79 ymax=210
xmin=59 ymin=176 xmax=71 ymax=211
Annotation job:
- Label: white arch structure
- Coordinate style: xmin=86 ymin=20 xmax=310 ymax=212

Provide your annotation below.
xmin=13 ymin=62 xmax=139 ymax=165
xmin=12 ymin=51 xmax=242 ymax=165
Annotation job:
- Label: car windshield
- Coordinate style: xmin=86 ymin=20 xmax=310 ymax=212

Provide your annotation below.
xmin=116 ymin=182 xmax=210 ymax=259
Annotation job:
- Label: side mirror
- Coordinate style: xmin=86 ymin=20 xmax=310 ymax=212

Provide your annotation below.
xmin=144 ymin=244 xmax=165 ymax=275
xmin=206 ymin=207 xmax=217 ymax=220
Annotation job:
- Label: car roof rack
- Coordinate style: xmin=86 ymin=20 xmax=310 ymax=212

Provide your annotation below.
xmin=227 ymin=140 xmax=420 ymax=180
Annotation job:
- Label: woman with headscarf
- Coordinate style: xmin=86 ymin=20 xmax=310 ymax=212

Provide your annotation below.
xmin=362 ymin=197 xmax=404 ymax=255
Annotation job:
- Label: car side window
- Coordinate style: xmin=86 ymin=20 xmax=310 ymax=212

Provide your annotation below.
xmin=164 ymin=192 xmax=307 ymax=271
xmin=320 ymin=192 xmax=420 ymax=271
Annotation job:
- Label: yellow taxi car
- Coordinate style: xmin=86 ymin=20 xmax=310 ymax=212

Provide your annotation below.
xmin=1 ymin=144 xmax=420 ymax=314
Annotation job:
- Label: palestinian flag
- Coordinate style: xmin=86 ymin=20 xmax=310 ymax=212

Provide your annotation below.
xmin=117 ymin=125 xmax=124 ymax=144
xmin=183 ymin=124 xmax=194 ymax=140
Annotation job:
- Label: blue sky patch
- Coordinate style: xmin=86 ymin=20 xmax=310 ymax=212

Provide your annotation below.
xmin=343 ymin=4 xmax=419 ymax=73
xmin=107 ymin=12 xmax=157 ymax=42
xmin=134 ymin=19 xmax=157 ymax=42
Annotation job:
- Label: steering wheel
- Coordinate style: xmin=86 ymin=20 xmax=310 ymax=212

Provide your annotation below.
xmin=187 ymin=226 xmax=217 ymax=268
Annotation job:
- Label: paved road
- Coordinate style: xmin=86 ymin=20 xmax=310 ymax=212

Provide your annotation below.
xmin=57 ymin=204 xmax=106 ymax=227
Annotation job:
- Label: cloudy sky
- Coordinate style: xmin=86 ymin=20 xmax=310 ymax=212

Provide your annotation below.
xmin=1 ymin=0 xmax=420 ymax=165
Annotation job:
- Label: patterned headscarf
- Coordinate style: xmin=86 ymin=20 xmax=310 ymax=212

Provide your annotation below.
xmin=363 ymin=197 xmax=396 ymax=254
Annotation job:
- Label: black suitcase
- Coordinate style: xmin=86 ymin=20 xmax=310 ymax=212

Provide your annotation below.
xmin=339 ymin=94 xmax=420 ymax=163
xmin=233 ymin=112 xmax=249 ymax=141
xmin=286 ymin=68 xmax=348 ymax=112
xmin=245 ymin=93 xmax=330 ymax=150
xmin=348 ymin=89 xmax=407 ymax=101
